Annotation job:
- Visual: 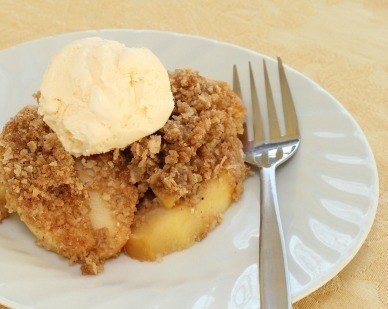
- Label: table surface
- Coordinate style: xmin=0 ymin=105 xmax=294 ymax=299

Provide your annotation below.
xmin=0 ymin=0 xmax=387 ymax=308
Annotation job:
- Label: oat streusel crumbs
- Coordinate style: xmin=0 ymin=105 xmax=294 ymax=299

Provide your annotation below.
xmin=127 ymin=69 xmax=249 ymax=207
xmin=0 ymin=106 xmax=138 ymax=274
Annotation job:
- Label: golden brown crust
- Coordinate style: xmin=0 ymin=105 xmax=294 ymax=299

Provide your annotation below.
xmin=0 ymin=106 xmax=138 ymax=274
xmin=127 ymin=69 xmax=249 ymax=207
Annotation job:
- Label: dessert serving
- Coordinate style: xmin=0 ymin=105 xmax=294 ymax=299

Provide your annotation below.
xmin=0 ymin=37 xmax=248 ymax=274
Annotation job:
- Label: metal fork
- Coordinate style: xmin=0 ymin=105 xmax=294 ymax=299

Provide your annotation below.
xmin=233 ymin=58 xmax=300 ymax=309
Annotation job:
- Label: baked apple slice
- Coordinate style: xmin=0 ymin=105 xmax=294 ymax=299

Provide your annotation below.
xmin=124 ymin=171 xmax=235 ymax=261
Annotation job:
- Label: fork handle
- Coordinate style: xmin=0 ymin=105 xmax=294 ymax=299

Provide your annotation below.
xmin=259 ymin=167 xmax=291 ymax=309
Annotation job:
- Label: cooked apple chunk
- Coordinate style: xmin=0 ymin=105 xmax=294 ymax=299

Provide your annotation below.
xmin=151 ymin=186 xmax=181 ymax=209
xmin=124 ymin=172 xmax=235 ymax=261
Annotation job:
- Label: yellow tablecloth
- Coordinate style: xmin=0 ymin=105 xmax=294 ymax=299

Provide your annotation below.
xmin=0 ymin=1 xmax=386 ymax=308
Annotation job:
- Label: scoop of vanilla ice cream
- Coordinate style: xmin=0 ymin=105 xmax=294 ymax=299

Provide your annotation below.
xmin=38 ymin=37 xmax=174 ymax=157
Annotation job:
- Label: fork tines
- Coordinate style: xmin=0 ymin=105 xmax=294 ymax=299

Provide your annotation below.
xmin=233 ymin=58 xmax=299 ymax=150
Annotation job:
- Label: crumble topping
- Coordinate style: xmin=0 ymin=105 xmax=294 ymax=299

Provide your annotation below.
xmin=127 ymin=69 xmax=249 ymax=206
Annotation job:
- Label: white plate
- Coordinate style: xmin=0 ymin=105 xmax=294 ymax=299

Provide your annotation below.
xmin=0 ymin=30 xmax=378 ymax=309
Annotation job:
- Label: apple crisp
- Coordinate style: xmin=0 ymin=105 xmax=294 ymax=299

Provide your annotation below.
xmin=0 ymin=68 xmax=249 ymax=273
xmin=0 ymin=106 xmax=138 ymax=274
xmin=124 ymin=69 xmax=249 ymax=260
